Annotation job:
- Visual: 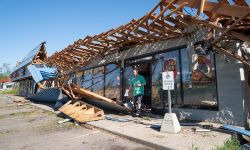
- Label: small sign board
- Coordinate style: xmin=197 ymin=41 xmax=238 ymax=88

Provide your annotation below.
xmin=162 ymin=71 xmax=175 ymax=90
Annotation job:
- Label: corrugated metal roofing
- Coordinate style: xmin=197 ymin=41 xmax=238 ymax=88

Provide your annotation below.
xmin=10 ymin=43 xmax=42 ymax=74
xmin=27 ymin=65 xmax=57 ymax=83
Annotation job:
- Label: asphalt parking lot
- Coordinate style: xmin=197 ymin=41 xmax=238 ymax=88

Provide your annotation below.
xmin=0 ymin=94 xmax=152 ymax=150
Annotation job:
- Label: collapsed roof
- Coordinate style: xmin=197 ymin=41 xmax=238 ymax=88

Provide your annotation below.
xmin=46 ymin=0 xmax=250 ymax=72
xmin=11 ymin=42 xmax=47 ymax=74
xmin=10 ymin=42 xmax=48 ymax=81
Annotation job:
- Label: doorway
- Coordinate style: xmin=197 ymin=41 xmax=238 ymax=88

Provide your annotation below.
xmin=123 ymin=56 xmax=152 ymax=108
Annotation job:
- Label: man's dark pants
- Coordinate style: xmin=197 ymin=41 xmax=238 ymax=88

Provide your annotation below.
xmin=132 ymin=94 xmax=143 ymax=115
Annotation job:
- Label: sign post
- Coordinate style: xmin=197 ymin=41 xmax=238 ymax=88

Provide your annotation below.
xmin=161 ymin=71 xmax=181 ymax=134
xmin=162 ymin=71 xmax=174 ymax=113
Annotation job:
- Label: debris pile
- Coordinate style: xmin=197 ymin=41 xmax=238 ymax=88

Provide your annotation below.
xmin=59 ymin=100 xmax=104 ymax=123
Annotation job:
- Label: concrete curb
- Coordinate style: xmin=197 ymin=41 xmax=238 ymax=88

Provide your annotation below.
xmin=30 ymin=103 xmax=172 ymax=150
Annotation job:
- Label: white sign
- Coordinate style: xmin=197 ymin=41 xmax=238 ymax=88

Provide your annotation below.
xmin=162 ymin=71 xmax=175 ymax=90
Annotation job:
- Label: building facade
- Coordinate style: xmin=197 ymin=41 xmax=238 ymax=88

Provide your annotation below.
xmin=10 ymin=42 xmax=48 ymax=97
xmin=69 ymin=27 xmax=250 ymax=126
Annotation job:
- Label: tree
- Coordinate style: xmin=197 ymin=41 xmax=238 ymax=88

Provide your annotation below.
xmin=0 ymin=63 xmax=12 ymax=80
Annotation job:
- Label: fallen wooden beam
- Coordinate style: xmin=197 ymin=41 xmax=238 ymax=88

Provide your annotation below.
xmin=64 ymin=84 xmax=119 ymax=104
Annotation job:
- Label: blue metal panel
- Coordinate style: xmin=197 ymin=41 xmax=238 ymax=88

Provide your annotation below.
xmin=27 ymin=65 xmax=57 ymax=83
xmin=28 ymin=88 xmax=68 ymax=103
xmin=11 ymin=44 xmax=42 ymax=74
xmin=221 ymin=125 xmax=250 ymax=137
xmin=40 ymin=71 xmax=57 ymax=80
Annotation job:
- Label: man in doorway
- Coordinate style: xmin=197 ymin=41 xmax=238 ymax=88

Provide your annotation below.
xmin=128 ymin=68 xmax=146 ymax=117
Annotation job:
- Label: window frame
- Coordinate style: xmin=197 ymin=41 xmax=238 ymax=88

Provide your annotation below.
xmin=80 ymin=61 xmax=122 ymax=101
xmin=123 ymin=42 xmax=219 ymax=111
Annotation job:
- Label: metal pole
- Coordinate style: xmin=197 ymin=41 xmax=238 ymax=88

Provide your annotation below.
xmin=168 ymin=90 xmax=172 ymax=113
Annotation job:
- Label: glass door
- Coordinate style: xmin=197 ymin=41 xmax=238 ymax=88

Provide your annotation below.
xmin=151 ymin=50 xmax=182 ymax=112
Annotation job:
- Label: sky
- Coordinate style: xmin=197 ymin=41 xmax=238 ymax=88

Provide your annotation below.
xmin=0 ymin=0 xmax=158 ymax=68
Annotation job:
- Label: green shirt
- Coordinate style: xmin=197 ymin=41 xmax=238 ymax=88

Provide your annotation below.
xmin=129 ymin=75 xmax=146 ymax=96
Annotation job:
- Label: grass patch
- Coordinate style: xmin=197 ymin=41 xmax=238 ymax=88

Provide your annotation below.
xmin=215 ymin=137 xmax=241 ymax=150
xmin=9 ymin=110 xmax=37 ymax=118
xmin=189 ymin=143 xmax=200 ymax=150
xmin=0 ymin=89 xmax=18 ymax=95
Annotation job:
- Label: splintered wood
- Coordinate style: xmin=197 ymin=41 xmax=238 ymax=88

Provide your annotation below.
xmin=59 ymin=100 xmax=104 ymax=123
xmin=68 ymin=84 xmax=118 ymax=104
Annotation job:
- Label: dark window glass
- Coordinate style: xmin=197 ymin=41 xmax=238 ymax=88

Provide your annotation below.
xmin=81 ymin=69 xmax=93 ymax=91
xmin=181 ymin=45 xmax=217 ymax=109
xmin=123 ymin=66 xmax=134 ymax=98
xmin=152 ymin=51 xmax=181 ymax=109
xmin=151 ymin=58 xmax=164 ymax=109
xmin=75 ymin=71 xmax=83 ymax=87
xmin=105 ymin=64 xmax=121 ymax=101
xmin=93 ymin=67 xmax=104 ymax=96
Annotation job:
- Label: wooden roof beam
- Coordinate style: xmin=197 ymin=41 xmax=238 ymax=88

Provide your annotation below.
xmin=214 ymin=44 xmax=250 ymax=67
xmin=72 ymin=48 xmax=93 ymax=56
xmin=77 ymin=47 xmax=100 ymax=53
xmin=163 ymin=2 xmax=188 ymax=19
xmin=175 ymin=0 xmax=250 ymax=18
xmin=150 ymin=0 xmax=177 ymax=26
xmin=148 ymin=14 xmax=174 ymax=29
xmin=70 ymin=50 xmax=90 ymax=58
xmin=212 ymin=11 xmax=250 ymax=44
xmin=132 ymin=0 xmax=163 ymax=32
xmin=183 ymin=15 xmax=250 ymax=42
xmin=234 ymin=0 xmax=249 ymax=6
xmin=85 ymin=44 xmax=104 ymax=51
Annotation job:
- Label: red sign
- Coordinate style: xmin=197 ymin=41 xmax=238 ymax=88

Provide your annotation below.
xmin=164 ymin=59 xmax=177 ymax=79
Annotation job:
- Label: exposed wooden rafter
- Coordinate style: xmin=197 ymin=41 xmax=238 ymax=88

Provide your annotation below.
xmin=46 ymin=0 xmax=250 ymax=72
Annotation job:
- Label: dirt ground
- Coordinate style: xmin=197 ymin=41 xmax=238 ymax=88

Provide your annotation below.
xmin=0 ymin=94 xmax=153 ymax=150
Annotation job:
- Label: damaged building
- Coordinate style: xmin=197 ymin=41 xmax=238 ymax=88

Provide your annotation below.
xmin=11 ymin=0 xmax=250 ymax=127
xmin=10 ymin=42 xmax=48 ymax=97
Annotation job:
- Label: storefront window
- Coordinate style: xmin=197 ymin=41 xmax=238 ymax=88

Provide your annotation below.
xmin=79 ymin=44 xmax=218 ymax=111
xmin=152 ymin=58 xmax=164 ymax=110
xmin=105 ymin=63 xmax=121 ymax=101
xmin=75 ymin=71 xmax=83 ymax=87
xmin=181 ymin=45 xmax=217 ymax=109
xmin=93 ymin=67 xmax=104 ymax=96
xmin=152 ymin=51 xmax=181 ymax=110
xmin=81 ymin=69 xmax=93 ymax=91
xmin=29 ymin=80 xmax=35 ymax=94
xmin=123 ymin=66 xmax=134 ymax=98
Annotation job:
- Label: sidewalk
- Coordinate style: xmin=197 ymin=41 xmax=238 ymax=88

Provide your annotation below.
xmin=87 ymin=115 xmax=231 ymax=150
xmin=8 ymin=95 xmax=231 ymax=150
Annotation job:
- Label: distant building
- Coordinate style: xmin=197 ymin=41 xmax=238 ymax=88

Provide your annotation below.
xmin=2 ymin=82 xmax=15 ymax=91
xmin=0 ymin=78 xmax=14 ymax=91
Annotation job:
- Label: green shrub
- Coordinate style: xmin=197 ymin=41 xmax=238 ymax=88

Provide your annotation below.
xmin=215 ymin=137 xmax=241 ymax=150
xmin=0 ymin=89 xmax=18 ymax=95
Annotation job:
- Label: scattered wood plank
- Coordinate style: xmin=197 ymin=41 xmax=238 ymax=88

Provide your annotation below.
xmin=59 ymin=100 xmax=104 ymax=123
